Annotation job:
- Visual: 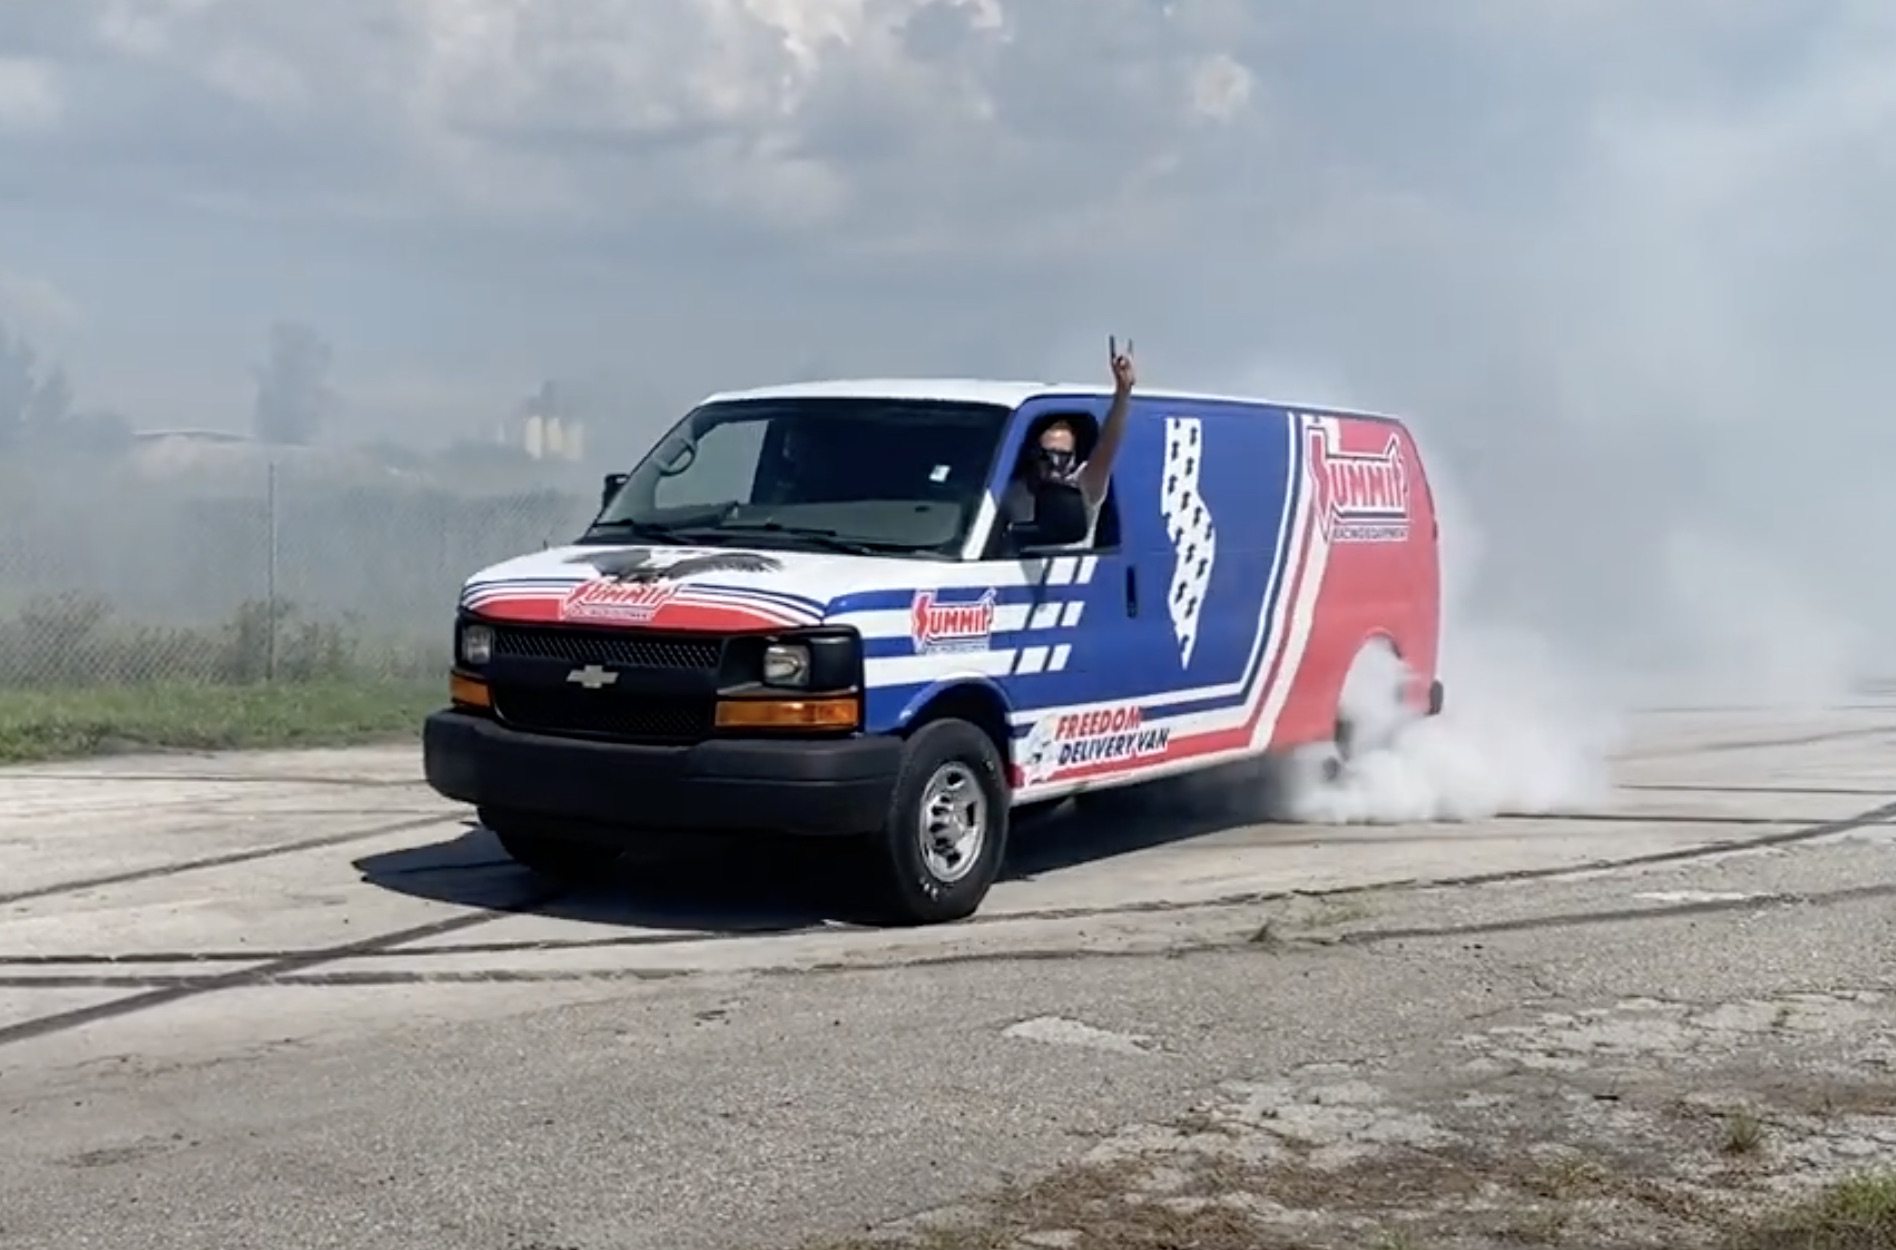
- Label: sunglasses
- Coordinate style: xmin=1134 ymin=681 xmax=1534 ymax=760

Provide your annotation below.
xmin=1036 ymin=446 xmax=1077 ymax=474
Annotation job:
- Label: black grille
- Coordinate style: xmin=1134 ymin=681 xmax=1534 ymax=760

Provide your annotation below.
xmin=490 ymin=624 xmax=723 ymax=671
xmin=492 ymin=687 xmax=714 ymax=743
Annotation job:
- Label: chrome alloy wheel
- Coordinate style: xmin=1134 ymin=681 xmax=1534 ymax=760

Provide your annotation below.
xmin=916 ymin=761 xmax=988 ymax=884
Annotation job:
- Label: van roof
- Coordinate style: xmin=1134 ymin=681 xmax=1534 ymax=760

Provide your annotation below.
xmin=697 ymin=376 xmax=1401 ymax=421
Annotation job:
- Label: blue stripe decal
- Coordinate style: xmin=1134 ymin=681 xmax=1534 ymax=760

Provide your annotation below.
xmin=829 ymin=583 xmax=1083 ymax=616
xmin=1132 ymin=412 xmax=1308 ymax=719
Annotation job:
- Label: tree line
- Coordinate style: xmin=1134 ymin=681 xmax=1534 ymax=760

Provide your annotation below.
xmin=0 ymin=317 xmax=341 ymax=455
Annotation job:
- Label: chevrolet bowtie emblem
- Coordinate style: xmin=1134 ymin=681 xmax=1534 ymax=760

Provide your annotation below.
xmin=565 ymin=664 xmax=619 ymax=690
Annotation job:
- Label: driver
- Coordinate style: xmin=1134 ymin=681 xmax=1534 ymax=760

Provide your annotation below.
xmin=1000 ymin=337 xmax=1136 ymax=548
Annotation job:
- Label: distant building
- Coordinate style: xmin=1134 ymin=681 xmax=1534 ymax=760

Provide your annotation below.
xmin=497 ymin=410 xmax=586 ymax=462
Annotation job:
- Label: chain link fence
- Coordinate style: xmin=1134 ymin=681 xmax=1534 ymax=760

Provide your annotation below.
xmin=0 ymin=448 xmax=602 ymax=690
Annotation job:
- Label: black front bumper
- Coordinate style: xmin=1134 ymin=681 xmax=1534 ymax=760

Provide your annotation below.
xmin=422 ymin=709 xmax=902 ymax=838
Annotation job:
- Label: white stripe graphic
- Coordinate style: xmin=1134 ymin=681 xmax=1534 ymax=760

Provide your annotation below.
xmin=1245 ymin=421 xmax=1335 ymax=750
xmin=840 ymin=598 xmax=1087 ymax=641
xmin=867 ymin=650 xmax=1018 ymax=685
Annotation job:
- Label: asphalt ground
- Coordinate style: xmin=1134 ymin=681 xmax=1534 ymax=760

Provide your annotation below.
xmin=2 ymin=702 xmax=1892 ymax=1248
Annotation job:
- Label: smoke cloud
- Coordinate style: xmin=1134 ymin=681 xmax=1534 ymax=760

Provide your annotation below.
xmin=4 ymin=3 xmax=1890 ymax=830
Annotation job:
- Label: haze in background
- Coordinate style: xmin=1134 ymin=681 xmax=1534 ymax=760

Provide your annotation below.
xmin=1 ymin=1 xmax=1890 ymax=750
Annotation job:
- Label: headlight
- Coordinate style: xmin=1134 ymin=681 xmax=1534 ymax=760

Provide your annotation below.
xmin=459 ymin=623 xmax=495 ymax=666
xmin=762 ymin=642 xmax=810 ymax=687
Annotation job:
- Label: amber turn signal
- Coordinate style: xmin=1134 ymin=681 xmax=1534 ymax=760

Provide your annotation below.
xmin=714 ymin=696 xmax=858 ymax=730
xmin=450 ymin=671 xmax=491 ymax=709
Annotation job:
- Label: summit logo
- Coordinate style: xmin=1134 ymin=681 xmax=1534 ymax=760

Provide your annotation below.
xmin=910 ymin=589 xmax=996 ymax=653
xmin=1306 ymin=423 xmax=1411 ymax=544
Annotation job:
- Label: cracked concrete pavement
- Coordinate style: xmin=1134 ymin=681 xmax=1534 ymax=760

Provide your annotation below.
xmin=1 ymin=702 xmax=1894 ymax=1248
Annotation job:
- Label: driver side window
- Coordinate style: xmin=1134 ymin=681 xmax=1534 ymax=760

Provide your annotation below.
xmin=650 ymin=419 xmax=768 ymax=510
xmin=985 ymin=410 xmax=1122 ymax=558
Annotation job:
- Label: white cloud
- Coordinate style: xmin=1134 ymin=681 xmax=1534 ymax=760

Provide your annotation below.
xmin=39 ymin=0 xmax=1279 ymax=239
xmin=1187 ymin=53 xmax=1252 ymax=121
xmin=4 ymin=0 xmax=1896 ymax=693
xmin=199 ymin=42 xmax=309 ymax=111
xmin=0 ymin=274 xmax=83 ymax=344
xmin=0 ymin=58 xmax=63 ymax=131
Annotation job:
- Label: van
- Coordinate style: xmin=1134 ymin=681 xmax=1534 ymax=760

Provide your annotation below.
xmin=422 ymin=377 xmax=1444 ymax=925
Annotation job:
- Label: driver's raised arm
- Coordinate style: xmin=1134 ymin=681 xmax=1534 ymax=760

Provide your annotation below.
xmin=1077 ymin=337 xmax=1135 ymax=506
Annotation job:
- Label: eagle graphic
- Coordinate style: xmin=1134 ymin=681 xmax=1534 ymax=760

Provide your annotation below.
xmin=563 ymin=547 xmax=783 ymax=583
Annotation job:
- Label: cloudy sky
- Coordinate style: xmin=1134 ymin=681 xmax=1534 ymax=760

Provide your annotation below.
xmin=3 ymin=0 xmax=1894 ymax=689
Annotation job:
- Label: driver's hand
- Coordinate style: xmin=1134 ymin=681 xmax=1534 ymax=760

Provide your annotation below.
xmin=1109 ymin=336 xmax=1136 ymax=394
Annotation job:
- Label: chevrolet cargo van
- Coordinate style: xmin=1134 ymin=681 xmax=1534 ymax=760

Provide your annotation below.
xmin=423 ymin=378 xmax=1444 ymax=924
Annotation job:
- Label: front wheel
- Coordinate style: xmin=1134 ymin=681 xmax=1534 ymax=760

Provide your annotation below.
xmin=859 ymin=719 xmax=1009 ymax=926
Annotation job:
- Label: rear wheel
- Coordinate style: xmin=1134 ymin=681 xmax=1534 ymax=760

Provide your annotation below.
xmin=479 ymin=806 xmax=623 ymax=883
xmin=859 ymin=718 xmax=1009 ymax=926
xmin=1326 ymin=638 xmax=1412 ymax=781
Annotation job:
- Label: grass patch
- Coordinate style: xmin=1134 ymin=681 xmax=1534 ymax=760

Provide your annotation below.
xmin=1722 ymin=1108 xmax=1767 ymax=1157
xmin=0 ymin=679 xmax=442 ymax=762
xmin=1730 ymin=1172 xmax=1896 ymax=1250
xmin=803 ymin=1123 xmax=1750 ymax=1250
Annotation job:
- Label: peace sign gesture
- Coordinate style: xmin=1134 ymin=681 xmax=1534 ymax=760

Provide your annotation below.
xmin=1108 ymin=335 xmax=1136 ymax=395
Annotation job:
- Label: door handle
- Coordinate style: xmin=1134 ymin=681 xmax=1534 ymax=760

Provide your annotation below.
xmin=1125 ymin=565 xmax=1139 ymax=617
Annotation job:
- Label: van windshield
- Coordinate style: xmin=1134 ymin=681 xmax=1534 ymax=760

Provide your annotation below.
xmin=584 ymin=395 xmax=1013 ymax=558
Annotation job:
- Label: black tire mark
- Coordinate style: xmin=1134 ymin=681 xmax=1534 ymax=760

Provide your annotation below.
xmin=0 ymin=771 xmax=424 ymax=788
xmin=1631 ymin=703 xmax=1896 ymax=714
xmin=0 ymin=813 xmax=463 ymax=909
xmin=1613 ymin=724 xmax=1896 ymax=762
xmin=0 ymin=815 xmax=1804 ymax=968
xmin=1622 ymin=784 xmax=1896 ymax=796
xmin=974 ymin=794 xmax=1896 ymax=925
xmin=9 ymin=798 xmax=1895 ymax=973
xmin=0 ymin=967 xmax=690 ymax=989
xmin=1488 ymin=812 xmax=1793 ymax=826
xmin=1336 ymin=796 xmax=1896 ymax=893
xmin=0 ymin=920 xmax=802 ymax=966
xmin=18 ymin=879 xmax=1890 ymax=991
xmin=779 ymin=879 xmax=1896 ymax=977
xmin=1319 ymin=880 xmax=1896 ymax=948
xmin=0 ymin=885 xmax=563 ymax=1049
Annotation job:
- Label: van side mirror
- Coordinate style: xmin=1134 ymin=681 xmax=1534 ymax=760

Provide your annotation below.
xmin=1012 ymin=481 xmax=1089 ymax=550
xmin=600 ymin=472 xmax=629 ymax=511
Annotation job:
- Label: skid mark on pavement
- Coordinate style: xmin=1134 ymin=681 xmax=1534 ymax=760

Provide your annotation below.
xmin=6 ymin=798 xmax=1896 ymax=977
xmin=0 ymin=884 xmax=562 ymax=1049
xmin=0 ymin=771 xmax=426 ymax=787
xmin=1412 ymin=797 xmax=1896 ymax=886
xmin=1615 ymin=722 xmax=1896 ymax=762
xmin=1317 ymin=880 xmax=1896 ymax=948
xmin=8 ymin=873 xmax=1896 ymax=997
xmin=0 ymin=813 xmax=463 ymax=908
xmin=1624 ymin=783 xmax=1896 ymax=796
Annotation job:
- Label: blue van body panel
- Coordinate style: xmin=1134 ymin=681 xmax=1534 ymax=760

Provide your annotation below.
xmin=841 ymin=393 xmax=1314 ymax=799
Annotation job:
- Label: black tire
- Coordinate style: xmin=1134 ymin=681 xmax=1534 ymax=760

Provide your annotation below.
xmin=859 ymin=718 xmax=1010 ymax=926
xmin=1328 ymin=639 xmax=1408 ymax=779
xmin=479 ymin=807 xmax=622 ymax=883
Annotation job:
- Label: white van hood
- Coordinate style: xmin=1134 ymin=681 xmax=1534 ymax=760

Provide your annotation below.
xmin=458 ymin=541 xmax=931 ymax=631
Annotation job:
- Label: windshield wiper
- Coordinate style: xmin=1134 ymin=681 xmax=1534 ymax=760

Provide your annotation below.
xmin=670 ymin=521 xmax=923 ymax=557
xmin=578 ymin=519 xmax=691 ymax=544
